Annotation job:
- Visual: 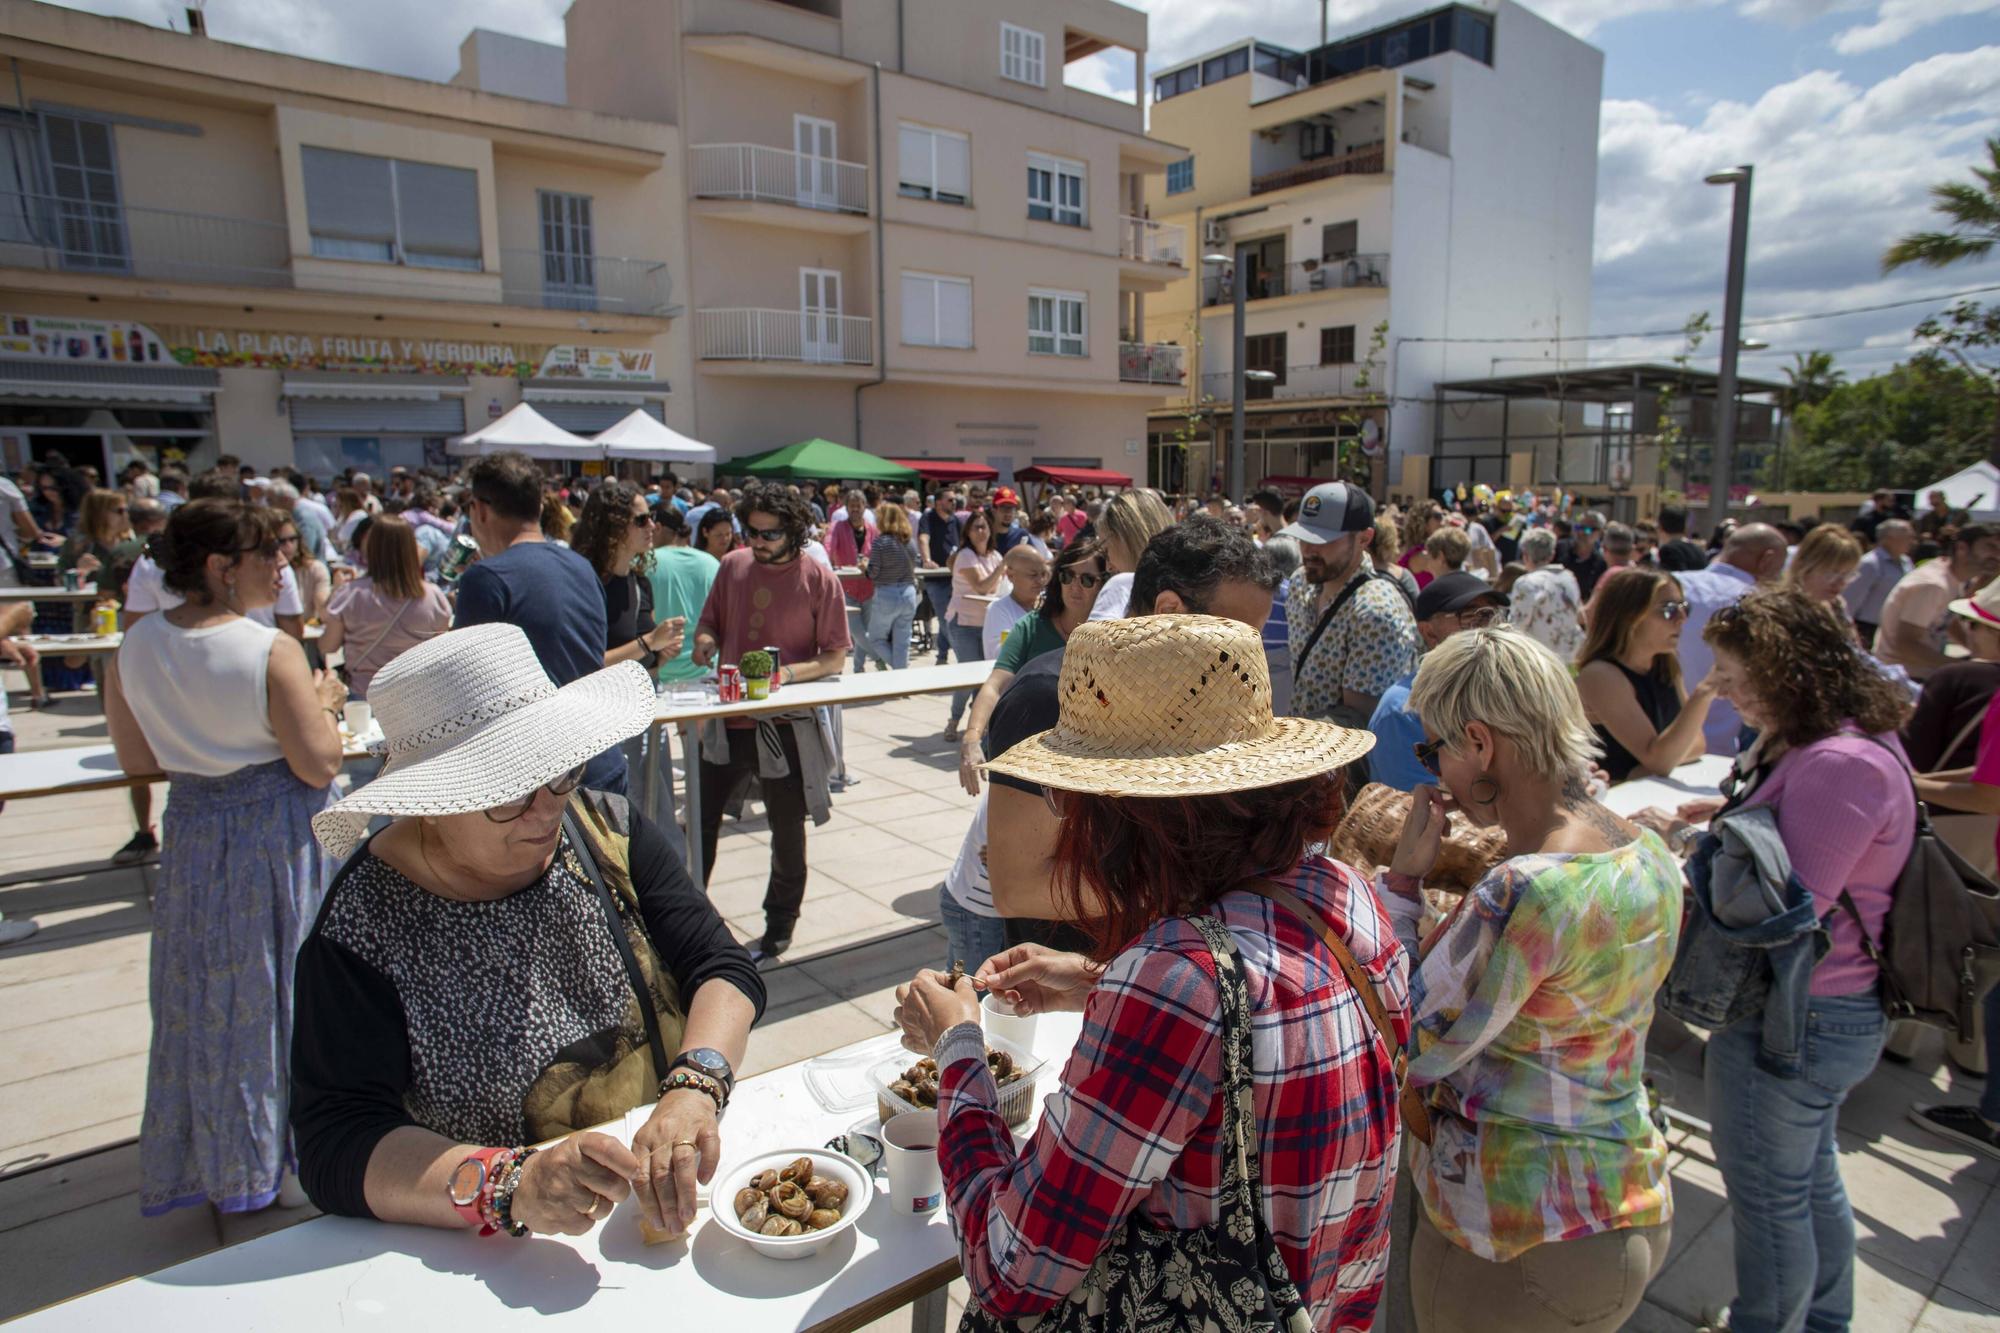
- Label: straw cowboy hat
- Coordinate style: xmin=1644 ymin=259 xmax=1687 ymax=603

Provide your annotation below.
xmin=983 ymin=614 xmax=1373 ymax=796
xmin=1948 ymin=574 xmax=2000 ymax=629
xmin=312 ymin=623 xmax=657 ymax=859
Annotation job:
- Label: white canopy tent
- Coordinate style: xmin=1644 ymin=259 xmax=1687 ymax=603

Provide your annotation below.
xmin=1919 ymin=459 xmax=2000 ymax=521
xmin=593 ymin=410 xmax=718 ymax=464
xmin=447 ymin=403 xmax=599 ymax=461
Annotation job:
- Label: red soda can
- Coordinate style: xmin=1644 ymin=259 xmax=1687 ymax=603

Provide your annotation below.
xmin=719 ymin=665 xmax=742 ymax=703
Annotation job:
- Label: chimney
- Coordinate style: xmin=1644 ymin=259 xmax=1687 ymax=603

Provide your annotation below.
xmin=186 ymin=5 xmax=206 ymax=36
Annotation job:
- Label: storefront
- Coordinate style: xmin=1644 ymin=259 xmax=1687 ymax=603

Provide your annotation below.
xmin=0 ymin=348 xmax=219 ymax=481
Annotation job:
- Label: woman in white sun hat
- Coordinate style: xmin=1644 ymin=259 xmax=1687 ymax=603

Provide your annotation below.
xmin=892 ymin=614 xmax=1410 ymax=1332
xmin=289 ymin=623 xmax=765 ymax=1242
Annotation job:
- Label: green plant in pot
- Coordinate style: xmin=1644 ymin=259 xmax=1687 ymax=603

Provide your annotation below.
xmin=739 ymin=649 xmax=774 ymax=700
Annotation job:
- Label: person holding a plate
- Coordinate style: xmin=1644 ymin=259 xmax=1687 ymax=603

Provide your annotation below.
xmin=290 ymin=624 xmax=765 ymax=1239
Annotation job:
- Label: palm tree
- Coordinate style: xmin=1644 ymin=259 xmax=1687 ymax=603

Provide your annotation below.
xmin=1781 ymin=350 xmax=1846 ymax=412
xmin=1884 ymin=136 xmax=2000 ymax=271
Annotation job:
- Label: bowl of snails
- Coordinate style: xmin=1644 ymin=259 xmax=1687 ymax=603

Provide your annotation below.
xmin=710 ymin=1148 xmax=875 ymax=1260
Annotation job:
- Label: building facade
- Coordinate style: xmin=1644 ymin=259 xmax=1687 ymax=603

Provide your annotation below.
xmin=558 ymin=0 xmax=1185 ymax=485
xmin=1139 ymin=1 xmax=1602 ymax=499
xmin=0 ymin=0 xmax=683 ymax=484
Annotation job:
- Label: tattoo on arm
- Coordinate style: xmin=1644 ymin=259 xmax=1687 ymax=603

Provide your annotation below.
xmin=1560 ymin=772 xmax=1632 ymax=842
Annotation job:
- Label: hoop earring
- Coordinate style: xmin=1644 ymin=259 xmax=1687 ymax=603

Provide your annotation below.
xmin=1468 ymin=776 xmax=1501 ymax=807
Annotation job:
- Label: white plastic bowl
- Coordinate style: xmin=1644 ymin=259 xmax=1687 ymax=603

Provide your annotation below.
xmin=709 ymin=1147 xmax=875 ymax=1260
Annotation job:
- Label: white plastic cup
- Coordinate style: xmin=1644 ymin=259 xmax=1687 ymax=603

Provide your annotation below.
xmin=982 ymin=990 xmax=1039 ymax=1049
xmin=880 ymin=1111 xmax=943 ymax=1215
xmin=342 ymin=700 xmax=372 ymax=735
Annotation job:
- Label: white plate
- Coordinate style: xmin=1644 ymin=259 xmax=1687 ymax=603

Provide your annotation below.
xmin=708 ymin=1148 xmax=874 ymax=1260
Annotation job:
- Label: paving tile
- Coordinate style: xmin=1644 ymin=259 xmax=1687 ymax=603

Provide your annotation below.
xmin=816 ymin=846 xmax=955 ymax=892
xmin=1619 ymin=1300 xmax=1700 ymax=1332
xmin=0 ymin=1189 xmax=218 ymax=1323
xmin=737 ymin=999 xmax=894 ymax=1080
xmin=703 ymin=871 xmax=772 ymax=923
xmin=0 ymin=1053 xmax=147 ymax=1158
xmin=1843 ymin=1130 xmax=1994 ymax=1281
xmin=848 ymin=870 xmax=951 ymax=922
xmin=0 ymin=1113 xmax=140 ymax=1179
xmin=0 ymin=929 xmax=146 ymax=989
xmin=0 ymin=1140 xmax=139 ymax=1231
xmin=0 ymin=959 xmax=148 ymax=1033
xmin=0 ymin=1000 xmax=150 ymax=1088
xmin=797 ymin=927 xmax=949 ymax=1007
xmin=1843 ymin=1057 xmax=2000 ymax=1186
xmin=1940 ymin=1184 xmax=2000 ymax=1310
xmin=830 ymin=790 xmax=969 ymax=826
xmin=1915 ymin=1288 xmax=2000 ymax=1332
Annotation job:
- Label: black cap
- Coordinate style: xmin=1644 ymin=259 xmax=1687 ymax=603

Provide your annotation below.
xmin=1415 ymin=571 xmax=1507 ymax=621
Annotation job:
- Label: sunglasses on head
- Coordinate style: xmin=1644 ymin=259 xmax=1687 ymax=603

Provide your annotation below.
xmin=1058 ymin=568 xmax=1101 ymax=589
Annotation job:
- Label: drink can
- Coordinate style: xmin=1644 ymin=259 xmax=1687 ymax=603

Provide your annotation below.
xmin=93 ymin=603 xmax=118 ymax=636
xmin=62 ymin=569 xmax=80 ymax=592
xmin=438 ymin=534 xmax=480 ymax=586
xmin=763 ymin=645 xmax=781 ymax=691
xmin=719 ymin=665 xmax=742 ymax=703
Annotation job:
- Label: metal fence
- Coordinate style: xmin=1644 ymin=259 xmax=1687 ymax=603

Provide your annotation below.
xmin=1201 ymin=253 xmax=1388 ymax=306
xmin=1118 ymin=215 xmax=1186 ymax=267
xmin=1249 ymin=143 xmax=1387 ymax=196
xmin=690 ymin=144 xmax=871 ymax=215
xmin=697 ymin=307 xmax=874 ymax=365
xmin=497 ymin=250 xmax=674 ymax=316
xmin=1119 ymin=341 xmax=1186 ymax=384
xmin=1197 ymin=362 xmax=1372 ymax=402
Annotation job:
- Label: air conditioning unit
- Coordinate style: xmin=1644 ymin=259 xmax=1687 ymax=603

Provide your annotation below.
xmin=1202 ymin=219 xmax=1227 ymax=247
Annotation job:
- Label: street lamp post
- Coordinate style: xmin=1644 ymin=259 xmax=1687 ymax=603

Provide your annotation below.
xmin=1705 ymin=164 xmax=1753 ymax=537
xmin=1203 ymin=250 xmax=1251 ymax=500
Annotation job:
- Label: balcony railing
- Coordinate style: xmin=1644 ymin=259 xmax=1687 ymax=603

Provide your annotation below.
xmin=691 ymin=144 xmax=870 ymax=215
xmin=1118 ymin=215 xmax=1186 ymax=267
xmin=1201 ymin=253 xmax=1388 ymax=306
xmin=1198 ymin=362 xmax=1373 ymax=402
xmin=1119 ymin=341 xmax=1186 ymax=385
xmin=1250 ymin=143 xmax=1386 ymax=197
xmin=697 ymin=307 xmax=874 ymax=365
xmin=0 ymin=192 xmax=674 ymax=316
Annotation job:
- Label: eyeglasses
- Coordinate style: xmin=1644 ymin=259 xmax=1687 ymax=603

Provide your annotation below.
xmin=485 ymin=765 xmax=587 ymax=823
xmin=628 ymin=512 xmax=656 ymax=527
xmin=1414 ymin=737 xmax=1446 ymax=777
xmin=275 ymin=533 xmax=300 ymax=548
xmin=745 ymin=524 xmax=786 ymax=543
xmin=237 ymin=540 xmax=284 ymax=560
xmin=1058 ymin=568 xmax=1102 ymax=589
xmin=1451 ymin=605 xmax=1501 ymax=629
xmin=1659 ymin=600 xmax=1691 ymax=622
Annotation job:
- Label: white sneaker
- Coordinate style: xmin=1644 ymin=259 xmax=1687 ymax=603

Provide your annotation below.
xmin=0 ymin=917 xmax=39 ymax=947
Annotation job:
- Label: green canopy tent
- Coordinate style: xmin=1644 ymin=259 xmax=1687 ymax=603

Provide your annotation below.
xmin=728 ymin=438 xmax=919 ymax=484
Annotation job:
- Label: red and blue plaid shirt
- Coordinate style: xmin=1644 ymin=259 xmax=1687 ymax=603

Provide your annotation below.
xmin=937 ymin=856 xmax=1410 ymax=1331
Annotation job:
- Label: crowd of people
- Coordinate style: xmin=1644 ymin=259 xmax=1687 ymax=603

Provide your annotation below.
xmin=5 ymin=448 xmax=1999 ymax=1333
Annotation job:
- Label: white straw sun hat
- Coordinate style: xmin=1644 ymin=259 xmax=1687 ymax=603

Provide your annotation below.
xmin=312 ymin=623 xmax=657 ymax=859
xmin=983 ymin=614 xmax=1373 ymax=797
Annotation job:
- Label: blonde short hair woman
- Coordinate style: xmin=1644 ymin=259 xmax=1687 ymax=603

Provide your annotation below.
xmin=1784 ymin=525 xmax=1865 ymax=640
xmin=1086 ymin=489 xmax=1175 ymax=621
xmin=1385 ymin=626 xmax=1680 ymax=1333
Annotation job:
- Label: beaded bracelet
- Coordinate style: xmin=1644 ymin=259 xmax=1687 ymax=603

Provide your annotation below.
xmin=473 ymin=1146 xmax=527 ymax=1235
xmin=492 ymin=1146 xmax=539 ymax=1238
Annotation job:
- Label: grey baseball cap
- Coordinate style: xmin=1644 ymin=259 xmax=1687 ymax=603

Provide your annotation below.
xmin=1276 ymin=482 xmax=1376 ymax=545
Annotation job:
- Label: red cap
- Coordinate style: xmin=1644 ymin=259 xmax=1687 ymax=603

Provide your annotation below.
xmin=994 ymin=486 xmax=1020 ymax=507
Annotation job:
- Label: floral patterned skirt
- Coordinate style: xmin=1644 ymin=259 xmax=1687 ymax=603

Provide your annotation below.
xmin=140 ymin=758 xmax=335 ymax=1215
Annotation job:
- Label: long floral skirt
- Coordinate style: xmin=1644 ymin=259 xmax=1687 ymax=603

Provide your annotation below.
xmin=140 ymin=758 xmax=335 ymax=1215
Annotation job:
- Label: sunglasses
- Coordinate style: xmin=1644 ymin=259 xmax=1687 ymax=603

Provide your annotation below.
xmin=485 ymin=765 xmax=587 ymax=824
xmin=1659 ymin=600 xmax=1691 ymax=622
xmin=745 ymin=524 xmax=786 ymax=543
xmin=628 ymin=512 xmax=656 ymax=527
xmin=1450 ymin=605 xmax=1501 ymax=629
xmin=1414 ymin=737 xmax=1445 ymax=777
xmin=1058 ymin=568 xmax=1101 ymax=589
xmin=236 ymin=540 xmax=284 ymax=560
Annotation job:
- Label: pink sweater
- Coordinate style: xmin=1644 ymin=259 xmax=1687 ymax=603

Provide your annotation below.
xmin=1751 ymin=730 xmax=1916 ymax=995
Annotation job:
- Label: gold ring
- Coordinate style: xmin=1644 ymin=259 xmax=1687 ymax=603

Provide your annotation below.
xmin=672 ymin=1139 xmax=698 ymax=1152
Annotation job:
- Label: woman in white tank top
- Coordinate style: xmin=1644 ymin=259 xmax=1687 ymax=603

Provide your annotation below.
xmin=104 ymin=497 xmax=351 ymax=1218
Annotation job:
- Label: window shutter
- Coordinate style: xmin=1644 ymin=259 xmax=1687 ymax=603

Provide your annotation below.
xmin=395 ymin=160 xmax=481 ymax=265
xmin=936 ymin=135 xmax=970 ymax=200
xmin=302 ymin=146 xmax=396 ymax=247
xmin=899 ymin=125 xmax=933 ymax=192
xmin=938 ymin=278 xmax=972 ymax=347
xmin=901 ymin=274 xmax=937 ymax=346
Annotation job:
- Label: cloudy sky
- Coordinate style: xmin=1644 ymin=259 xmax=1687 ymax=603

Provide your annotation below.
xmin=52 ymin=0 xmax=2000 ymax=383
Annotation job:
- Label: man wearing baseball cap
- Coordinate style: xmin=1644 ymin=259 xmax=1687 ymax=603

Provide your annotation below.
xmin=990 ymin=486 xmax=1030 ymax=554
xmin=1278 ymin=481 xmax=1421 ymax=727
xmin=1366 ymin=572 xmax=1509 ymax=791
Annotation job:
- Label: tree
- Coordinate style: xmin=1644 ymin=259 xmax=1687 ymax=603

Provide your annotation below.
xmin=1772 ymin=357 xmax=1993 ymax=491
xmin=1913 ymin=300 xmax=2000 ymax=465
xmin=1780 ymin=350 xmax=1846 ymax=413
xmin=1883 ymin=136 xmax=2000 ymax=271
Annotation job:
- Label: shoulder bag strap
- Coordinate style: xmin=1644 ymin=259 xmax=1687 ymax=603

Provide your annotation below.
xmin=1186 ymin=914 xmax=1265 ymax=1211
xmin=1293 ymin=571 xmax=1374 ymax=679
xmin=346 ymin=595 xmax=415 ymax=670
xmin=564 ymin=805 xmax=671 ymax=1087
xmin=1243 ymin=879 xmax=1407 ymax=1090
xmin=1931 ymin=708 xmax=1990 ymax=777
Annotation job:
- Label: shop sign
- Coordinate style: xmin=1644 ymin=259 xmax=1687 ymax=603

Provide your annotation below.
xmin=0 ymin=313 xmax=172 ymax=365
xmin=536 ymin=345 xmax=657 ymax=382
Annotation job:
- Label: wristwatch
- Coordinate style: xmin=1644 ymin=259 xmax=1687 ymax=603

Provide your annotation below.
xmin=670 ymin=1047 xmax=735 ymax=1100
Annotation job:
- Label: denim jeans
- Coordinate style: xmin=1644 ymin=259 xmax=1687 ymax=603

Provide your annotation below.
xmin=939 ymin=886 xmax=1010 ymax=974
xmin=862 ymin=584 xmax=918 ymax=671
xmin=848 ymin=604 xmax=870 ymax=674
xmin=945 ymin=619 xmax=986 ymax=727
xmin=1707 ymin=990 xmax=1886 ymax=1333
xmin=926 ymin=580 xmax=953 ymax=664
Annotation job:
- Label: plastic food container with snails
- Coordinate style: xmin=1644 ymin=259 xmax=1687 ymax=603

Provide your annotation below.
xmin=709 ymin=1148 xmax=875 ymax=1260
xmin=868 ymin=1034 xmax=1045 ymax=1128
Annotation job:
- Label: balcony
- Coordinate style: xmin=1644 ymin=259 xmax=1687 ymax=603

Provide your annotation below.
xmin=1117 ymin=216 xmax=1185 ymax=267
xmin=1198 ymin=361 xmax=1373 ymax=403
xmin=691 ymin=144 xmax=869 ymax=216
xmin=0 ymin=192 xmax=675 ymax=317
xmin=1201 ymin=253 xmax=1387 ymax=307
xmin=1119 ymin=341 xmax=1186 ymax=385
xmin=697 ymin=307 xmax=873 ymax=366
xmin=1250 ymin=142 xmax=1386 ymax=197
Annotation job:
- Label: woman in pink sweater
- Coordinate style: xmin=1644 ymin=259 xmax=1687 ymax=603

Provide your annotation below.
xmin=1697 ymin=589 xmax=1915 ymax=1333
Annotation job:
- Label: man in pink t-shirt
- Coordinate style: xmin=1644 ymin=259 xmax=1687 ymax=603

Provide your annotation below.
xmin=692 ymin=486 xmax=851 ymax=963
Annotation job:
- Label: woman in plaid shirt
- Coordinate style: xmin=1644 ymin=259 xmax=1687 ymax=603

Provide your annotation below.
xmin=896 ymin=615 xmax=1409 ymax=1331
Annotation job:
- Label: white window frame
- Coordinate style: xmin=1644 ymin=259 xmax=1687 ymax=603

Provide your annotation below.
xmin=901 ymin=271 xmax=973 ymax=349
xmin=1027 ymin=287 xmax=1087 ymax=358
xmin=1001 ymin=23 xmax=1046 ymax=87
xmin=898 ymin=123 xmax=971 ymax=205
xmin=1027 ymin=152 xmax=1086 ymax=227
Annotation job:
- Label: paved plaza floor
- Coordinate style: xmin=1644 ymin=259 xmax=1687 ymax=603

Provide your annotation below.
xmin=0 ymin=667 xmax=1995 ymax=1330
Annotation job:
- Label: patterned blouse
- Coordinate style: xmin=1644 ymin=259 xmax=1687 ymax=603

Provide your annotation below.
xmin=1507 ymin=566 xmax=1585 ymax=666
xmin=935 ymin=857 xmax=1410 ymax=1331
xmin=1285 ymin=568 xmax=1422 ymax=722
xmin=1381 ymin=833 xmax=1681 ymax=1261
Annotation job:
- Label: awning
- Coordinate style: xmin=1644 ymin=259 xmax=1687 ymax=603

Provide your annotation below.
xmin=0 ymin=380 xmax=210 ymax=405
xmin=524 ymin=385 xmax=671 ymax=407
xmin=889 ymin=459 xmax=999 ymax=482
xmin=448 ymin=402 xmax=599 ymax=460
xmin=0 ymin=356 xmax=218 ymax=406
xmin=595 ymin=411 xmax=717 ymax=463
xmin=1014 ymin=465 xmax=1134 ymax=488
xmin=283 ymin=380 xmax=467 ymax=401
xmin=731 ymin=438 xmax=918 ymax=483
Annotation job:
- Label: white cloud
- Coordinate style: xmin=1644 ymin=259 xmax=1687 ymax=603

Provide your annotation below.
xmin=1832 ymin=0 xmax=2000 ymax=54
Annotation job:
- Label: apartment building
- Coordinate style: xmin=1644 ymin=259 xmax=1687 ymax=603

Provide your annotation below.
xmin=0 ymin=0 xmax=683 ymax=483
xmin=1140 ymin=1 xmax=1601 ymax=498
xmin=559 ymin=0 xmax=1186 ymax=483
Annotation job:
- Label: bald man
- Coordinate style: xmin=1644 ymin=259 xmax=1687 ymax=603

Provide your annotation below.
xmin=983 ymin=546 xmax=1051 ymax=658
xmin=1676 ymin=523 xmax=1790 ymax=753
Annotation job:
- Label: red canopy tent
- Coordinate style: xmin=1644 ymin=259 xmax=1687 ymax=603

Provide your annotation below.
xmin=1013 ymin=465 xmax=1134 ymax=488
xmin=889 ymin=459 xmax=999 ymax=482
